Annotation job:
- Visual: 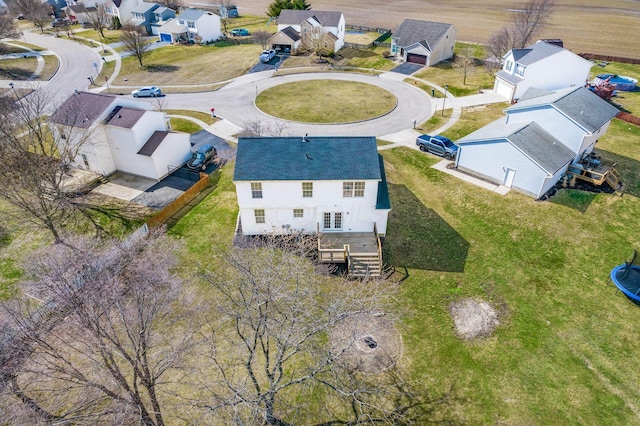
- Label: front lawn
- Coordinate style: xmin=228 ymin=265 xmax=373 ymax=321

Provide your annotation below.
xmin=414 ymin=61 xmax=495 ymax=96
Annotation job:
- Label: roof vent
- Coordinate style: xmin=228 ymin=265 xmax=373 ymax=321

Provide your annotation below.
xmin=305 ymin=153 xmax=313 ymax=160
xmin=302 ymin=133 xmax=309 ymax=143
xmin=117 ymin=114 xmax=122 ymax=118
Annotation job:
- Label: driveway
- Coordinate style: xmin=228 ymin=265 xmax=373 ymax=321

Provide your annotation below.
xmin=190 ymin=129 xmax=235 ymax=161
xmin=248 ymin=55 xmax=288 ymax=73
xmin=390 ymin=62 xmax=424 ymax=75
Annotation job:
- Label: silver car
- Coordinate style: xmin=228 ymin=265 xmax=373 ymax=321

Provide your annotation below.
xmin=131 ymin=86 xmax=162 ymax=98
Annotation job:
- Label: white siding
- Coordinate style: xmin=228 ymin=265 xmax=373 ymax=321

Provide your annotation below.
xmin=457 ymin=140 xmax=552 ymax=197
xmin=429 ymin=26 xmax=456 ymax=65
xmin=193 ymin=14 xmax=221 ymax=43
xmin=236 ymin=179 xmax=387 ymax=235
xmin=149 ymin=132 xmax=191 ymax=179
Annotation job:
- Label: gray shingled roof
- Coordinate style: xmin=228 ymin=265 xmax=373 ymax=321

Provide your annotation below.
xmin=280 ymin=26 xmax=301 ymax=42
xmin=511 ymin=41 xmax=563 ymax=65
xmin=506 ymin=86 xmax=620 ymax=132
xmin=392 ymin=19 xmax=453 ymax=50
xmin=178 ymin=8 xmax=212 ymax=21
xmin=459 ymin=119 xmax=574 ymax=175
xmin=495 ymin=70 xmax=522 ymax=85
xmin=277 ymin=10 xmax=342 ymax=27
xmin=104 ymin=106 xmax=146 ymax=129
xmin=138 ymin=131 xmax=168 ymax=156
xmin=49 ymin=91 xmax=116 ymax=129
xmin=234 ymin=136 xmax=381 ymax=182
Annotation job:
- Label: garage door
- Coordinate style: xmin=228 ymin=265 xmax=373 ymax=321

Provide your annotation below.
xmin=495 ymin=79 xmax=514 ymax=100
xmin=160 ymin=33 xmax=172 ymax=42
xmin=407 ymin=53 xmax=427 ymax=65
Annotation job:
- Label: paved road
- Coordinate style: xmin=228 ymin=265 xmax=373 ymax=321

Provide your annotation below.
xmin=13 ymin=32 xmax=101 ymax=109
xmin=164 ymin=71 xmax=434 ymax=137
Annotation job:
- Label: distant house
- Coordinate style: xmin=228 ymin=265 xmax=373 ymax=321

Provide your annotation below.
xmin=104 ymin=0 xmax=144 ymax=25
xmin=233 ymin=136 xmax=390 ymax=277
xmin=158 ymin=8 xmax=221 ymax=43
xmin=493 ymin=40 xmax=592 ymax=102
xmin=130 ymin=2 xmax=175 ymax=35
xmin=64 ymin=3 xmax=98 ymax=24
xmin=390 ymin=19 xmax=456 ymax=66
xmin=49 ymin=91 xmax=191 ymax=180
xmin=455 ymin=86 xmax=620 ymax=198
xmin=267 ymin=9 xmax=345 ymax=55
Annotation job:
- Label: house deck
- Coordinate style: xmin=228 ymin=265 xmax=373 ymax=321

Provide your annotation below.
xmin=318 ymin=232 xmax=379 ymax=255
xmin=318 ymin=231 xmax=382 ymax=277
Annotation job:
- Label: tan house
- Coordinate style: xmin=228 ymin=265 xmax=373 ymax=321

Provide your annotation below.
xmin=267 ymin=9 xmax=345 ymax=55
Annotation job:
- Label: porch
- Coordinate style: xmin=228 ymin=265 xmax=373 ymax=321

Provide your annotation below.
xmin=318 ymin=225 xmax=383 ymax=278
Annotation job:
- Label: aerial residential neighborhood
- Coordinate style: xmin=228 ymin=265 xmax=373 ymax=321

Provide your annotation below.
xmin=1 ymin=0 xmax=640 ymax=424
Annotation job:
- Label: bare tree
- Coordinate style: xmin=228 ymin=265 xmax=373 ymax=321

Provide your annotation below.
xmin=239 ymin=119 xmax=289 ymax=137
xmin=192 ymin=235 xmax=432 ymax=424
xmin=120 ymin=23 xmax=152 ymax=66
xmin=1 ymin=231 xmax=196 ymax=425
xmin=303 ymin=26 xmax=332 ymax=61
xmin=252 ymin=29 xmax=272 ymax=50
xmin=6 ymin=0 xmax=52 ymax=33
xmin=487 ymin=0 xmax=555 ymax=60
xmin=0 ymin=15 xmax=21 ymax=54
xmin=84 ymin=4 xmax=110 ymax=38
xmin=452 ymin=51 xmax=477 ymax=85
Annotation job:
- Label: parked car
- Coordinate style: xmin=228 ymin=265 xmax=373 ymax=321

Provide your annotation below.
xmin=231 ymin=28 xmax=250 ymax=36
xmin=259 ymin=49 xmax=276 ymax=63
xmin=51 ymin=18 xmax=70 ymax=27
xmin=131 ymin=86 xmax=162 ymax=98
xmin=80 ymin=21 xmax=94 ymax=29
xmin=187 ymin=144 xmax=217 ymax=170
xmin=416 ymin=134 xmax=459 ymax=160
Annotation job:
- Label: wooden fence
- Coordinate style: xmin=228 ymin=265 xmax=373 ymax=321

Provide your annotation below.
xmin=616 ymin=111 xmax=640 ymax=127
xmin=146 ymin=173 xmax=210 ymax=228
xmin=580 ymin=53 xmax=640 ymax=65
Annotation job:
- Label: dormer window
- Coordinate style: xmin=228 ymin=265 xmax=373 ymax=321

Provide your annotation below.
xmin=515 ymin=64 xmax=525 ymax=76
xmin=505 ymin=60 xmax=513 ymax=72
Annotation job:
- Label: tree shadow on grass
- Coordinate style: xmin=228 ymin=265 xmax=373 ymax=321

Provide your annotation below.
xmin=383 ymin=184 xmax=468 ymax=272
xmin=144 ymin=64 xmax=180 ymax=73
xmin=0 ymin=66 xmax=34 ymax=80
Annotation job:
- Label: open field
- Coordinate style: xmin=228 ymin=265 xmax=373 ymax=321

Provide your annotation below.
xmin=233 ymin=0 xmax=640 ymax=58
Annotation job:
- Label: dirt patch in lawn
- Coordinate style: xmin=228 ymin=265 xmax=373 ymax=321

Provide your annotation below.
xmin=450 ymin=298 xmax=500 ymax=340
xmin=330 ymin=313 xmax=403 ymax=374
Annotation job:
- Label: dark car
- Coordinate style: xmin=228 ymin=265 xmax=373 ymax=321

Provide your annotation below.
xmin=187 ymin=144 xmax=217 ymax=170
xmin=416 ymin=134 xmax=459 ymax=160
xmin=51 ymin=18 xmax=70 ymax=27
xmin=231 ymin=28 xmax=250 ymax=36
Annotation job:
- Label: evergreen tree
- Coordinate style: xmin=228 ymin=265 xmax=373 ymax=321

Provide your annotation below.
xmin=267 ymin=0 xmax=310 ymax=18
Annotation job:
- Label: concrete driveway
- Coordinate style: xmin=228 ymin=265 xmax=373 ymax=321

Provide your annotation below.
xmin=248 ymin=55 xmax=288 ymax=73
xmin=390 ymin=62 xmax=424 ymax=75
xmin=190 ymin=129 xmax=235 ymax=161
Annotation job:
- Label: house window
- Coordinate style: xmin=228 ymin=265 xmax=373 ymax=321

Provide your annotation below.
xmin=302 ymin=182 xmax=313 ymax=198
xmin=293 ymin=209 xmax=303 ymax=218
xmin=343 ymin=181 xmax=365 ymax=197
xmin=251 ymin=182 xmax=262 ymax=199
xmin=187 ymin=21 xmax=195 ymax=29
xmin=254 ymin=209 xmax=265 ymax=224
xmin=515 ymin=64 xmax=525 ymax=76
xmin=505 ymin=60 xmax=513 ymax=71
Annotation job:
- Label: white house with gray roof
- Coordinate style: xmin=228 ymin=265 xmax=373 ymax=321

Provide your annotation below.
xmin=494 ymin=41 xmax=592 ymax=102
xmin=49 ymin=92 xmax=191 ymax=180
xmin=455 ymin=86 xmax=619 ymax=198
xmin=268 ymin=9 xmax=345 ymax=54
xmin=158 ymin=8 xmax=220 ymax=43
xmin=390 ymin=19 xmax=456 ymax=66
xmin=233 ymin=136 xmax=390 ymax=276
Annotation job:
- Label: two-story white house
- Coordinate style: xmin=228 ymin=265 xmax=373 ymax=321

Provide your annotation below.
xmin=494 ymin=40 xmax=593 ymax=102
xmin=390 ymin=19 xmax=456 ymax=66
xmin=267 ymin=9 xmax=345 ymax=55
xmin=455 ymin=86 xmax=620 ymax=199
xmin=103 ymin=0 xmax=143 ymax=25
xmin=233 ymin=136 xmax=391 ymax=276
xmin=158 ymin=8 xmax=221 ymax=43
xmin=49 ymin=91 xmax=191 ymax=180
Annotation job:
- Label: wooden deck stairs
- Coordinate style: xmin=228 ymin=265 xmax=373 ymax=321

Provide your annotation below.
xmin=318 ymin=224 xmax=383 ymax=278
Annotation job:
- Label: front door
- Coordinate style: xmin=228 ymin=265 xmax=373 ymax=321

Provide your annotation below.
xmin=503 ymin=168 xmax=516 ymax=187
xmin=322 ymin=212 xmax=343 ymax=231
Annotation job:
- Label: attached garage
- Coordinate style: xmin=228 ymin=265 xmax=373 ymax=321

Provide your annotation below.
xmin=407 ymin=53 xmax=427 ymax=65
xmin=159 ymin=33 xmax=172 ymax=42
xmin=494 ymin=78 xmax=515 ymax=101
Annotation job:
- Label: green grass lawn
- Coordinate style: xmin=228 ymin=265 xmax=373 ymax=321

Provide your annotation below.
xmin=73 ymin=29 xmax=122 ymax=44
xmin=414 ymin=62 xmax=495 ymax=97
xmin=255 ymin=80 xmax=396 ymax=123
xmin=170 ymin=117 xmax=203 ymax=133
xmin=0 ymin=56 xmax=37 ymax=80
xmin=165 ymin=109 xmax=217 ymax=125
xmin=337 ymin=46 xmax=396 ymax=70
